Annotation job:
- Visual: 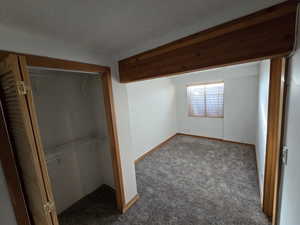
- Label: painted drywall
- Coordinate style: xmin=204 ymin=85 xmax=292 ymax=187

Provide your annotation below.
xmin=30 ymin=69 xmax=114 ymax=213
xmin=172 ymin=63 xmax=259 ymax=144
xmin=223 ymin=75 xmax=258 ymax=144
xmin=0 ymin=163 xmax=18 ymax=225
xmin=255 ymin=60 xmax=270 ymax=197
xmin=127 ymin=78 xmax=177 ymax=159
xmin=0 ymin=24 xmax=112 ymax=65
xmin=278 ymin=19 xmax=300 ymax=225
xmin=111 ymin=63 xmax=138 ymax=202
xmin=90 ymin=79 xmax=116 ymax=188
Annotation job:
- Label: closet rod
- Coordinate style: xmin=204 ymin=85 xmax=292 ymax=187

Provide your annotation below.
xmin=28 ymin=66 xmax=102 ymax=75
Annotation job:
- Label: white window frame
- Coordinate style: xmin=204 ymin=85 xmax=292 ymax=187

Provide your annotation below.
xmin=187 ymin=81 xmax=224 ymax=118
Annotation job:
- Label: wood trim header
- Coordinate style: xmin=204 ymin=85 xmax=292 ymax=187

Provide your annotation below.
xmin=26 ymin=55 xmax=108 ymax=73
xmin=119 ymin=1 xmax=298 ymax=83
xmin=0 ymin=51 xmax=109 ymax=73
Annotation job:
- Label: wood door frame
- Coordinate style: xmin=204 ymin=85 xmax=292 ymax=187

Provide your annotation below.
xmin=0 ymin=51 xmax=108 ymax=73
xmin=263 ymin=57 xmax=287 ymax=225
xmin=101 ymin=69 xmax=125 ymax=211
xmin=0 ymin=52 xmax=126 ymax=225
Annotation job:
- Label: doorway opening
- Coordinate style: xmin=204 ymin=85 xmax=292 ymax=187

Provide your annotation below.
xmin=125 ymin=58 xmax=285 ymax=225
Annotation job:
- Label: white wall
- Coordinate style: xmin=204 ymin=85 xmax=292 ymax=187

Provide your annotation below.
xmin=278 ymin=19 xmax=300 ymax=225
xmin=172 ymin=63 xmax=259 ymax=144
xmin=127 ymin=78 xmax=177 ymax=159
xmin=111 ymin=63 xmax=137 ymax=202
xmin=256 ymin=60 xmax=270 ymax=198
xmin=91 ymin=80 xmax=115 ymax=188
xmin=223 ymin=76 xmax=258 ymax=144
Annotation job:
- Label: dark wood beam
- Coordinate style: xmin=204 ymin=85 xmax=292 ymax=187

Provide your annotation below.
xmin=119 ymin=1 xmax=298 ymax=82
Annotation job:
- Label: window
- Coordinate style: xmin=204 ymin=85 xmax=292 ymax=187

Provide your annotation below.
xmin=187 ymin=82 xmax=224 ymax=118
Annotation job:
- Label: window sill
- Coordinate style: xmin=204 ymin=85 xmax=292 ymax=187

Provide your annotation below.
xmin=188 ymin=115 xmax=224 ymax=118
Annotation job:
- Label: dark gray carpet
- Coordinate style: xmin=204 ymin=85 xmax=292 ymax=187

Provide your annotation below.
xmin=59 ymin=135 xmax=270 ymax=225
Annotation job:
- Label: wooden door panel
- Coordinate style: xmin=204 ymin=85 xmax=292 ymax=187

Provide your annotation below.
xmin=0 ymin=54 xmax=58 ymax=225
xmin=18 ymin=56 xmax=59 ymax=225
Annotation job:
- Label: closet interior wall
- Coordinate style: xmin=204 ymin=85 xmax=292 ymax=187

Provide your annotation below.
xmin=29 ymin=68 xmax=114 ymax=214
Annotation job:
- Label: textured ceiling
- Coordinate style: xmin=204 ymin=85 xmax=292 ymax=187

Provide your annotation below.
xmin=0 ymin=0 xmax=284 ymax=57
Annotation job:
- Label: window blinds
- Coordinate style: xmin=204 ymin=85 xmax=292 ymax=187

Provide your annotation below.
xmin=187 ymin=82 xmax=224 ymax=117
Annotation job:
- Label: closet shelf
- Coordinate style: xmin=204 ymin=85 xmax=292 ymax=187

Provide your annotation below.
xmin=45 ymin=136 xmax=106 ymax=162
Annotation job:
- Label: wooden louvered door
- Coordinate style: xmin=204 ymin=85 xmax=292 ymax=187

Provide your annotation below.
xmin=0 ymin=54 xmax=59 ymax=225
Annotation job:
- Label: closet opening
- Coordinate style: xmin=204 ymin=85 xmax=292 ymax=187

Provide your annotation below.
xmin=29 ymin=67 xmax=117 ymax=224
xmin=0 ymin=54 xmax=125 ymax=225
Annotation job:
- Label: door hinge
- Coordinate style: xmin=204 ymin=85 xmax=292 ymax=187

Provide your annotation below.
xmin=43 ymin=201 xmax=55 ymax=214
xmin=16 ymin=81 xmax=29 ymax=95
xmin=282 ymin=146 xmax=288 ymax=166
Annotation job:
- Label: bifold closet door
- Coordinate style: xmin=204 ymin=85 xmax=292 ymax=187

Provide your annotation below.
xmin=0 ymin=54 xmax=59 ymax=225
